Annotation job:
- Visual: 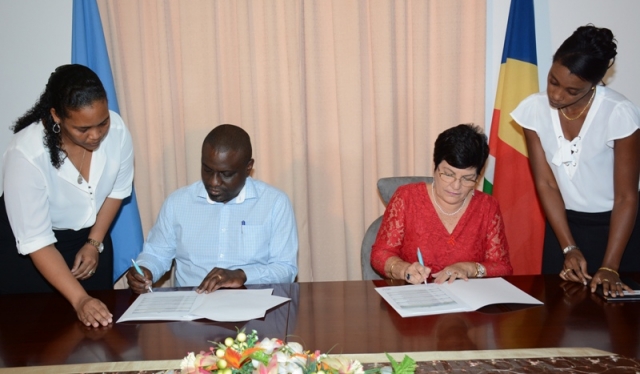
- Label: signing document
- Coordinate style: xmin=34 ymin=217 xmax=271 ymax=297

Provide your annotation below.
xmin=376 ymin=278 xmax=542 ymax=317
xmin=117 ymin=288 xmax=289 ymax=323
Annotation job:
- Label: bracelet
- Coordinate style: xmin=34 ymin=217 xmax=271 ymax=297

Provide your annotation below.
xmin=388 ymin=260 xmax=402 ymax=279
xmin=86 ymin=238 xmax=104 ymax=253
xmin=475 ymin=262 xmax=486 ymax=278
xmin=562 ymin=245 xmax=579 ymax=255
xmin=599 ymin=267 xmax=619 ymax=277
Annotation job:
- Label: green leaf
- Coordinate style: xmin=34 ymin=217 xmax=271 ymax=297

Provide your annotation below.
xmin=246 ymin=329 xmax=259 ymax=347
xmin=250 ymin=350 xmax=271 ymax=366
xmin=385 ymin=353 xmax=416 ymax=374
xmin=385 ymin=353 xmax=399 ymax=369
xmin=363 ymin=368 xmax=382 ymax=374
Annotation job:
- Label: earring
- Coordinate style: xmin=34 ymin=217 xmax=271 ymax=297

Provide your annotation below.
xmin=52 ymin=123 xmax=61 ymax=134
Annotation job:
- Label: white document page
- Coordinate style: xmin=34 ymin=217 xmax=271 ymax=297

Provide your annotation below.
xmin=117 ymin=288 xmax=288 ymax=323
xmin=441 ymin=278 xmax=542 ymax=310
xmin=375 ymin=278 xmax=542 ymax=318
xmin=117 ymin=291 xmax=201 ymax=322
xmin=191 ymin=289 xmax=290 ymax=322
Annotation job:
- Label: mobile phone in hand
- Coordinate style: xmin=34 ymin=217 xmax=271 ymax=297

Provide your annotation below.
xmin=596 ymin=277 xmax=640 ymax=302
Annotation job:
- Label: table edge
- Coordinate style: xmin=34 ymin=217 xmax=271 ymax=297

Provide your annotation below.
xmin=0 ymin=347 xmax=614 ymax=374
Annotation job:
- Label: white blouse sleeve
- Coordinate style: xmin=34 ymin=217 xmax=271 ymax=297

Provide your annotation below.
xmin=3 ymin=149 xmax=57 ymax=255
xmin=107 ymin=112 xmax=134 ymax=199
xmin=511 ymin=92 xmax=546 ymax=133
xmin=605 ymin=100 xmax=640 ymax=146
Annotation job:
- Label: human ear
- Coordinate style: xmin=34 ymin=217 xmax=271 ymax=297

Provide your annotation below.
xmin=246 ymin=159 xmax=255 ymax=174
xmin=50 ymin=108 xmax=62 ymax=124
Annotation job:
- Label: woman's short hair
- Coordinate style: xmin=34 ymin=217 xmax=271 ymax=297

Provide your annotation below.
xmin=433 ymin=124 xmax=489 ymax=175
xmin=553 ymin=25 xmax=617 ymax=85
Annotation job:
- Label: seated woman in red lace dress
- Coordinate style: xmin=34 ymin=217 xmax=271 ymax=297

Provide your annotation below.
xmin=371 ymin=124 xmax=513 ymax=284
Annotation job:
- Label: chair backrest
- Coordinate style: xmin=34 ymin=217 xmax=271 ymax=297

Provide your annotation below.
xmin=361 ymin=216 xmax=384 ymax=280
xmin=361 ymin=176 xmax=433 ymax=280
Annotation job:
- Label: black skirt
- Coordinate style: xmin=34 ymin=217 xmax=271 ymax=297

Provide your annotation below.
xmin=0 ymin=195 xmax=113 ymax=294
xmin=542 ymin=196 xmax=640 ymax=274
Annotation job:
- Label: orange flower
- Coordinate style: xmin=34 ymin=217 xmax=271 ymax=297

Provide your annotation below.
xmin=224 ymin=346 xmax=263 ymax=369
xmin=224 ymin=348 xmax=242 ymax=369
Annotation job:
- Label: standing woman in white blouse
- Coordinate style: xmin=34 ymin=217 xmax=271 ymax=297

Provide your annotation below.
xmin=512 ymin=25 xmax=640 ymax=297
xmin=0 ymin=64 xmax=134 ymax=326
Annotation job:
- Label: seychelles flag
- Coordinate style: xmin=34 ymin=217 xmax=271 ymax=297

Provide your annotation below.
xmin=71 ymin=0 xmax=144 ymax=282
xmin=483 ymin=0 xmax=544 ymax=275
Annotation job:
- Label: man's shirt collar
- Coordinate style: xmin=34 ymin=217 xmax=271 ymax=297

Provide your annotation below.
xmin=202 ymin=177 xmax=256 ymax=205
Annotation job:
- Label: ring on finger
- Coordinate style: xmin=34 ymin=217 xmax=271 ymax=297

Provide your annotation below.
xmin=615 ymin=281 xmax=622 ymax=285
xmin=602 ymin=279 xmax=610 ymax=283
xmin=88 ymin=270 xmax=94 ymax=275
xmin=446 ymin=271 xmax=452 ymax=276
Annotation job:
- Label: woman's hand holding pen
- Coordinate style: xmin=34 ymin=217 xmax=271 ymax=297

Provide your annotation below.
xmin=403 ymin=262 xmax=431 ymax=284
xmin=125 ymin=265 xmax=153 ymax=294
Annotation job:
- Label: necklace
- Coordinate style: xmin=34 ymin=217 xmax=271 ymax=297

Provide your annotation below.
xmin=560 ymin=87 xmax=595 ymax=121
xmin=431 ymin=183 xmax=469 ymax=216
xmin=76 ymin=149 xmax=87 ymax=184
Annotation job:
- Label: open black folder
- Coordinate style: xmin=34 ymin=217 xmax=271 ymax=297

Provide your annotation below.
xmin=596 ymin=277 xmax=640 ymax=302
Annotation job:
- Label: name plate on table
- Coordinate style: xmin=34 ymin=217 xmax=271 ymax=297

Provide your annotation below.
xmin=375 ymin=277 xmax=542 ymax=317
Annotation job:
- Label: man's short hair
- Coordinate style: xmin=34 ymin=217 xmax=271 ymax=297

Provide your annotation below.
xmin=203 ymin=124 xmax=253 ymax=164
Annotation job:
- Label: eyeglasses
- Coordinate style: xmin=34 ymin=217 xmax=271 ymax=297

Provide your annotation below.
xmin=437 ymin=170 xmax=477 ymax=187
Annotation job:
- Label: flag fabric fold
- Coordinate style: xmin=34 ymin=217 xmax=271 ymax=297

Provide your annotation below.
xmin=72 ymin=0 xmax=144 ymax=282
xmin=483 ymin=0 xmax=545 ymax=275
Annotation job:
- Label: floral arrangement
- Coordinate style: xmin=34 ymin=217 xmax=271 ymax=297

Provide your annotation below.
xmin=179 ymin=329 xmax=416 ymax=374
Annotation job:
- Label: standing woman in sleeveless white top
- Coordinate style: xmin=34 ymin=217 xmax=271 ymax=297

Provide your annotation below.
xmin=512 ymin=25 xmax=640 ymax=298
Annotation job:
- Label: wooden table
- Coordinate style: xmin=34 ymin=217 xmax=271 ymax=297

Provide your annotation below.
xmin=0 ymin=274 xmax=638 ymax=369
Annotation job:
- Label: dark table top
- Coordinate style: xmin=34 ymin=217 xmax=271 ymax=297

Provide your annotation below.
xmin=0 ymin=274 xmax=638 ymax=368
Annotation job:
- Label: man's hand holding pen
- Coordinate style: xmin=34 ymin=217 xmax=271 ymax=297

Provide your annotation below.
xmin=126 ymin=262 xmax=154 ymax=294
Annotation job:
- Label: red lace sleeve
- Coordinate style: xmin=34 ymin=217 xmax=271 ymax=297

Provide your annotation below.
xmin=370 ymin=188 xmax=408 ymax=275
xmin=482 ymin=199 xmax=513 ymax=276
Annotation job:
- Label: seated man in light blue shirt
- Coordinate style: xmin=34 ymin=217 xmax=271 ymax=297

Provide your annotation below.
xmin=126 ymin=124 xmax=298 ymax=293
